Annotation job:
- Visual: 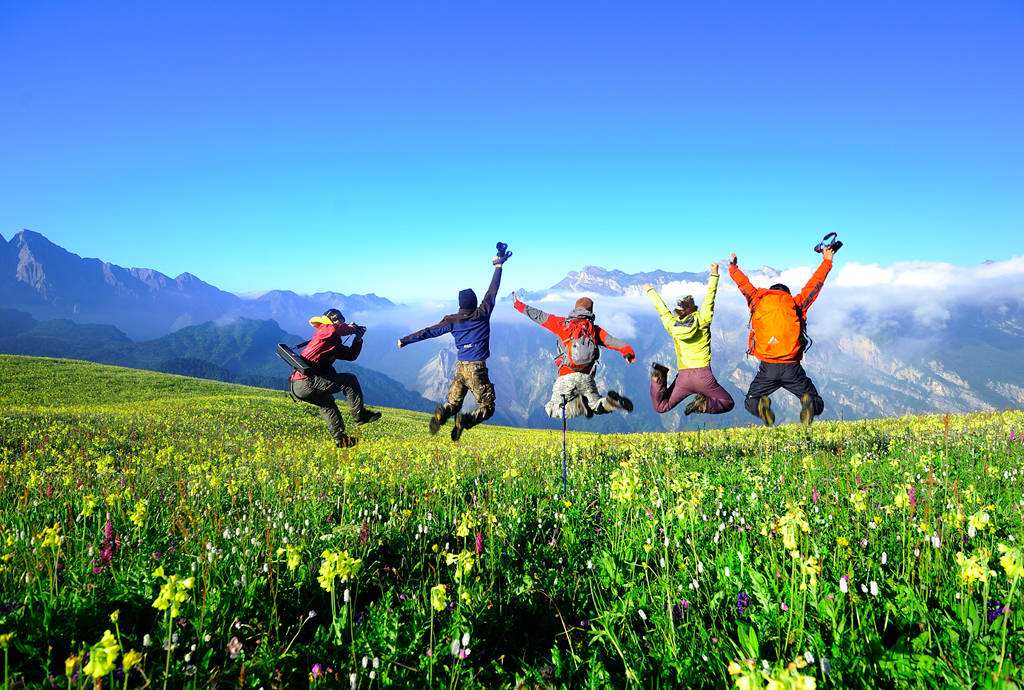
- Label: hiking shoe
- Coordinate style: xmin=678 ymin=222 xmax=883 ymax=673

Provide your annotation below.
xmin=684 ymin=394 xmax=707 ymax=416
xmin=356 ymin=410 xmax=382 ymax=426
xmin=335 ymin=435 xmax=359 ymax=449
xmin=800 ymin=393 xmax=814 ymax=426
xmin=428 ymin=406 xmax=445 ymax=435
xmin=757 ymin=396 xmax=775 ymax=427
xmin=650 ymin=362 xmax=669 ymax=384
xmin=605 ymin=390 xmax=634 ymax=413
xmin=450 ymin=414 xmax=465 ymax=442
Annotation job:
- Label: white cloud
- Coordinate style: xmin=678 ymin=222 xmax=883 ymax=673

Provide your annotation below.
xmin=356 ymin=255 xmax=1024 ymax=339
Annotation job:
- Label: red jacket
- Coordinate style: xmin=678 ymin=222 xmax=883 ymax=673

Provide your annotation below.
xmin=513 ymin=297 xmax=636 ymax=376
xmin=289 ymin=318 xmax=360 ymax=381
xmin=729 ymin=258 xmax=832 ymax=363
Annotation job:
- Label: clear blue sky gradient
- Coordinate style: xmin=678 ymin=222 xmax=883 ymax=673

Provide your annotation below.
xmin=1 ymin=2 xmax=1021 ymax=300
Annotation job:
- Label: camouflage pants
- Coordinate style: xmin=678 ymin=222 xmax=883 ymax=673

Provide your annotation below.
xmin=438 ymin=361 xmax=496 ymax=430
xmin=544 ymin=372 xmax=615 ymax=419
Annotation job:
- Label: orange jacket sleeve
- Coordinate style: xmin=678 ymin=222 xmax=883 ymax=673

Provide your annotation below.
xmin=728 ymin=263 xmax=758 ymax=306
xmin=513 ymin=296 xmax=564 ymax=335
xmin=596 ymin=326 xmax=636 ymax=362
xmin=795 ymin=258 xmax=833 ymax=312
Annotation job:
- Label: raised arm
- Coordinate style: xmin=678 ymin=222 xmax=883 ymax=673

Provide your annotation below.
xmin=643 ymin=284 xmax=677 ymax=333
xmin=728 ymin=254 xmax=758 ymax=306
xmin=795 ymin=255 xmax=833 ymax=312
xmin=399 ymin=318 xmax=453 ymax=348
xmin=512 ymin=293 xmax=562 ymax=333
xmin=698 ymin=266 xmax=720 ymax=323
xmin=596 ymin=326 xmax=636 ymax=363
xmin=479 ymin=266 xmax=503 ymax=317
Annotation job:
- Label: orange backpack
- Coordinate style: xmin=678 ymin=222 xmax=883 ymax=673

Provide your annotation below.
xmin=748 ymin=291 xmax=805 ymax=362
xmin=557 ymin=317 xmax=599 ymax=372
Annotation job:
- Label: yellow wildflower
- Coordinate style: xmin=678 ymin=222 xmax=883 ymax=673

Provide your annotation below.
xmin=998 ymin=544 xmax=1024 ymax=579
xmin=430 ymin=583 xmax=447 ymax=612
xmin=83 ymin=629 xmax=120 ymax=679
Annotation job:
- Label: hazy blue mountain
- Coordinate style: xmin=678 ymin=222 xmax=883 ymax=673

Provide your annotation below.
xmin=0 ymin=230 xmax=394 ymax=340
xmin=0 ymin=310 xmax=433 ymax=413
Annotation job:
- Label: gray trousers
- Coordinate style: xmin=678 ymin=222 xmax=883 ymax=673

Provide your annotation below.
xmin=290 ymin=371 xmax=366 ymax=442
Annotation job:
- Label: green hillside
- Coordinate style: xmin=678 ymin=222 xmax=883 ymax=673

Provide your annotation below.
xmin=0 ymin=355 xmax=1022 ymax=689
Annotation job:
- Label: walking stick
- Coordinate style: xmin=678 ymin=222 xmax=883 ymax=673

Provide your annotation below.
xmin=560 ymin=395 xmax=569 ymax=495
xmin=558 ymin=390 xmax=581 ymax=495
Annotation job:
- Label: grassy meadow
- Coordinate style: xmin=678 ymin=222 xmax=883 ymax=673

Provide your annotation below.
xmin=0 ymin=355 xmax=1021 ymax=689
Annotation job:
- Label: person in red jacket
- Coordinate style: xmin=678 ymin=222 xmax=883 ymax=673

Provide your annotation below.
xmin=728 ymin=246 xmax=836 ymax=426
xmin=289 ymin=308 xmax=382 ymax=447
xmin=512 ymin=293 xmax=636 ymax=418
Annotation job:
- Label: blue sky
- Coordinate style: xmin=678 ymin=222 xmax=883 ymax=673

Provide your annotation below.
xmin=1 ymin=2 xmax=1021 ymax=301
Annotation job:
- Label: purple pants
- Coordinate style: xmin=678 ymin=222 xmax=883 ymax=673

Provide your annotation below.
xmin=650 ymin=366 xmax=735 ymax=415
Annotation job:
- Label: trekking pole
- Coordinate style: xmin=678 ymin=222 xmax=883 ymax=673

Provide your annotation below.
xmin=560 ymin=395 xmax=569 ymax=495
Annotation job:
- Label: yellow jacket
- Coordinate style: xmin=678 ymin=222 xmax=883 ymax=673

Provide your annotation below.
xmin=645 ymin=274 xmax=719 ymax=370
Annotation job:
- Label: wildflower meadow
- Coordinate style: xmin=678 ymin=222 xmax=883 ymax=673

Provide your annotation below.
xmin=0 ymin=355 xmax=1021 ymax=688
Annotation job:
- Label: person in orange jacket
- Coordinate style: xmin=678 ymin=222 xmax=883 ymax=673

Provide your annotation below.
xmin=729 ymin=246 xmax=836 ymax=426
xmin=512 ymin=293 xmax=636 ymax=419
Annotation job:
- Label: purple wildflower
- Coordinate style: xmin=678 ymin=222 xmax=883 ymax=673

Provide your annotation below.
xmin=737 ymin=592 xmax=750 ymax=617
xmin=311 ymin=663 xmax=324 ymax=679
xmin=475 ymin=531 xmax=484 ymax=555
xmin=988 ymin=599 xmax=1007 ymax=624
xmin=812 ymin=487 xmax=820 ymax=504
xmin=908 ymin=486 xmax=917 ymax=511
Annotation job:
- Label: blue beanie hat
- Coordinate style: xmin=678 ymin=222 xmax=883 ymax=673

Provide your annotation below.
xmin=458 ymin=288 xmax=478 ymax=310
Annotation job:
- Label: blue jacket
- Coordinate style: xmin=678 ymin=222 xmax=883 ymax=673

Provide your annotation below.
xmin=400 ymin=267 xmax=502 ymax=362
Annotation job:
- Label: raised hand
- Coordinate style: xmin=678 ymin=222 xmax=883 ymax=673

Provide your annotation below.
xmin=397 ymin=339 xmax=405 ymax=349
xmin=709 ymin=262 xmax=719 ymax=276
xmin=729 ymin=253 xmax=738 ymax=266
xmin=642 ymin=283 xmax=654 ymax=291
xmin=823 ymin=247 xmax=835 ymax=262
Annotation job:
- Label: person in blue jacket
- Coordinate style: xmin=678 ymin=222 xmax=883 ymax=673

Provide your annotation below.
xmin=398 ymin=245 xmax=511 ymax=441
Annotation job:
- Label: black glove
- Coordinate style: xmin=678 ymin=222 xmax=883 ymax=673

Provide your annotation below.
xmin=493 ymin=241 xmax=513 ymax=266
xmin=353 ymin=324 xmax=367 ymax=338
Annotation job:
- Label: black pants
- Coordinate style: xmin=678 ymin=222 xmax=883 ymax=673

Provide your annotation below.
xmin=290 ymin=371 xmax=366 ymax=442
xmin=743 ymin=362 xmax=824 ymax=418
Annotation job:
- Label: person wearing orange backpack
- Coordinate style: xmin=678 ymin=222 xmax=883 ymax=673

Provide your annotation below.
xmin=511 ymin=293 xmax=636 ymax=419
xmin=729 ymin=246 xmax=837 ymax=426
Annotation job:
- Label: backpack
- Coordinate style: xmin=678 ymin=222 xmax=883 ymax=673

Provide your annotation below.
xmin=558 ymin=317 xmax=599 ymax=372
xmin=749 ymin=291 xmax=806 ymax=361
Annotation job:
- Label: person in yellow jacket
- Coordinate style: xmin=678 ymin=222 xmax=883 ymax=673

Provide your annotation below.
xmin=643 ymin=262 xmax=735 ymax=416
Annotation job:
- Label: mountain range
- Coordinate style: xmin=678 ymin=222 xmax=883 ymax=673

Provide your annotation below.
xmin=0 ymin=307 xmax=433 ymax=413
xmin=2 ymin=229 xmax=1023 ymax=432
xmin=1 ymin=230 xmax=391 ymax=339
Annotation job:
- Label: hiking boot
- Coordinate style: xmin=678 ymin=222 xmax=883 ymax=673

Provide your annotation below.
xmin=800 ymin=393 xmax=815 ymax=426
xmin=356 ymin=410 xmax=382 ymax=426
xmin=605 ymin=390 xmax=634 ymax=413
xmin=757 ymin=396 xmax=775 ymax=427
xmin=450 ymin=414 xmax=465 ymax=442
xmin=335 ymin=435 xmax=359 ymax=449
xmin=428 ymin=406 xmax=445 ymax=435
xmin=684 ymin=394 xmax=707 ymax=416
xmin=650 ymin=362 xmax=669 ymax=385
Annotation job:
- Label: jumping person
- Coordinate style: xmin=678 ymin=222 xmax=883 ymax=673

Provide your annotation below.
xmin=728 ymin=245 xmax=837 ymax=426
xmin=398 ymin=244 xmax=512 ymax=441
xmin=512 ymin=293 xmax=636 ymax=419
xmin=642 ymin=261 xmax=734 ymax=416
xmin=289 ymin=309 xmax=382 ymax=448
